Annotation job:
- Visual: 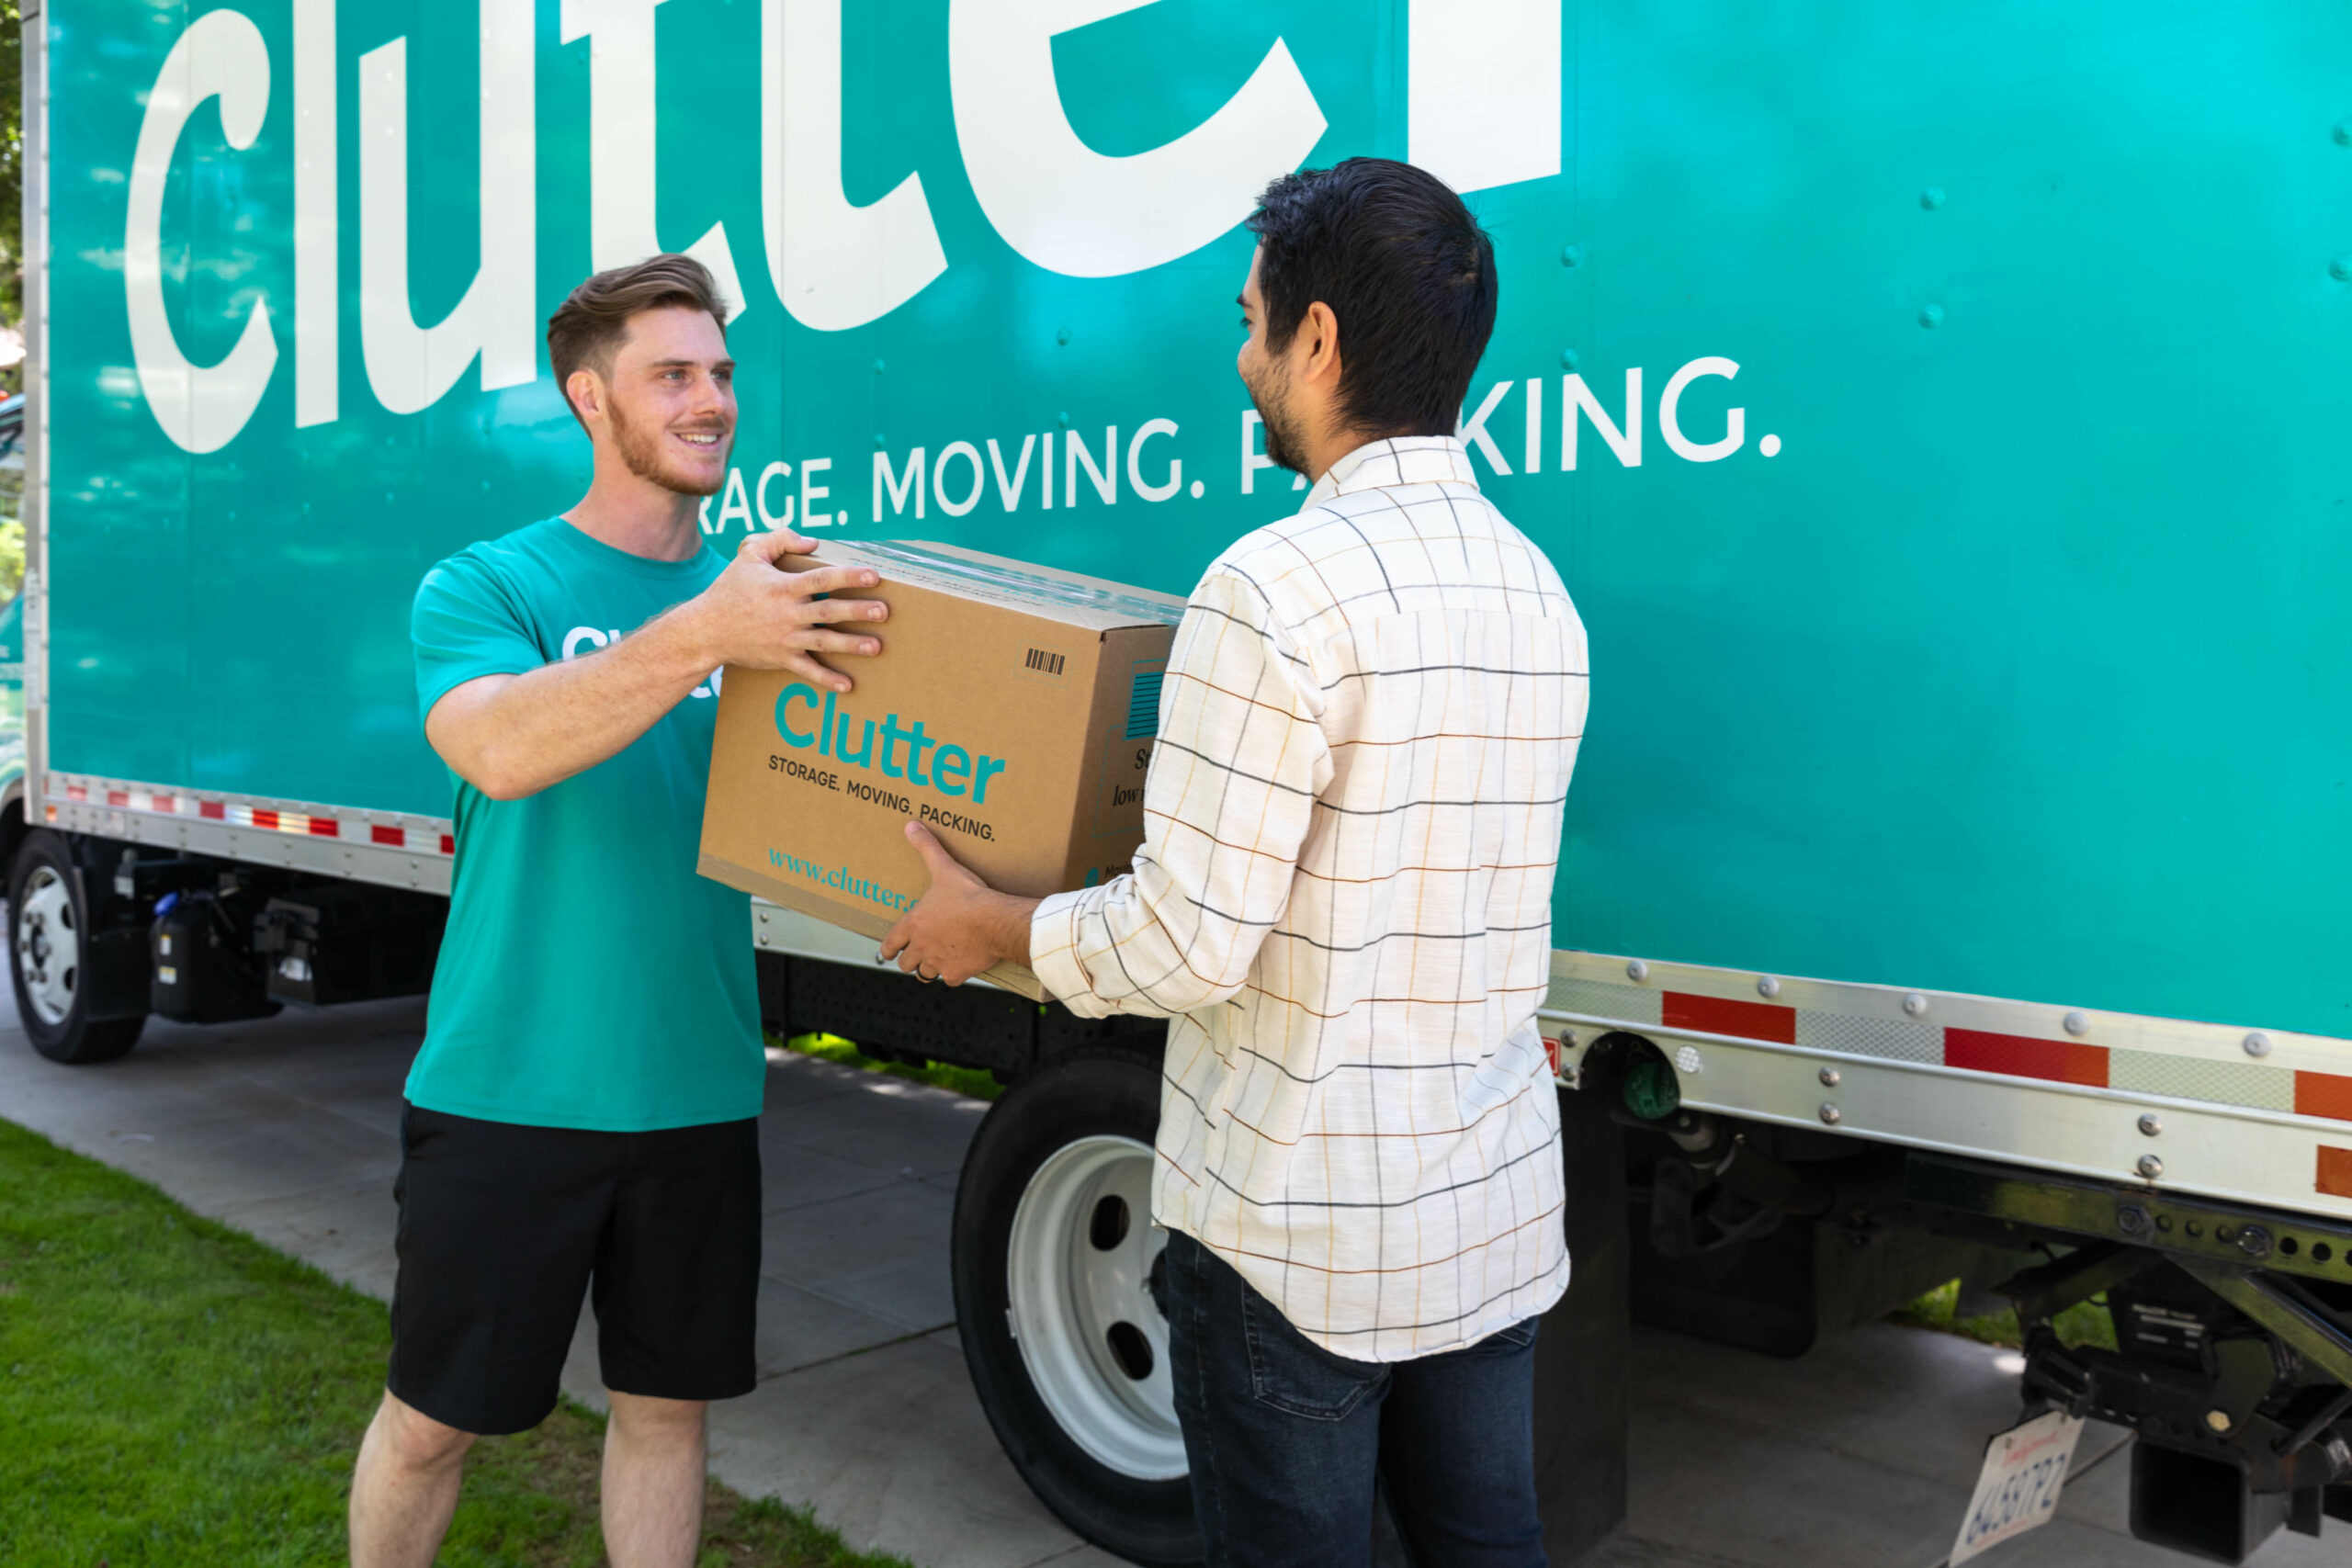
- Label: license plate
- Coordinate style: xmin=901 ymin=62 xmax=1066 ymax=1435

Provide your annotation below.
xmin=1949 ymin=1408 xmax=2087 ymax=1565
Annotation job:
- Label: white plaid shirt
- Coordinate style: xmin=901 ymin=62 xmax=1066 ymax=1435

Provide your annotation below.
xmin=1030 ymin=436 xmax=1588 ymax=1360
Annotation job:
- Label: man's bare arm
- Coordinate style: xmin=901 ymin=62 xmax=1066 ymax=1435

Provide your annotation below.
xmin=426 ymin=613 xmax=730 ymax=801
xmin=426 ymin=530 xmax=888 ymax=801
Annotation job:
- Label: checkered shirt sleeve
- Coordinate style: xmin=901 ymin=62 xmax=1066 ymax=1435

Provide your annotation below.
xmin=1029 ymin=564 xmax=1329 ymax=1015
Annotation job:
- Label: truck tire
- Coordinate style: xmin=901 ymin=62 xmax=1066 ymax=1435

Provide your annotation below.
xmin=10 ymin=830 xmax=144 ymax=1065
xmin=952 ymin=1047 xmax=1200 ymax=1566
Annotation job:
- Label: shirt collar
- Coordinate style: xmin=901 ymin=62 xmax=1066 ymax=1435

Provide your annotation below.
xmin=1301 ymin=435 xmax=1478 ymax=510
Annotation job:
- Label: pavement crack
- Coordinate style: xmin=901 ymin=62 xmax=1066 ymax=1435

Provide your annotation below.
xmin=756 ymin=1321 xmax=958 ymax=1382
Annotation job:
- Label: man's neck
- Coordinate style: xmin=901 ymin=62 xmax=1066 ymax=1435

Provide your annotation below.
xmin=563 ymin=473 xmax=707 ymax=563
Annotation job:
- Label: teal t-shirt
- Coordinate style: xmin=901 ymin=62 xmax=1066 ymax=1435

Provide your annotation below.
xmin=406 ymin=516 xmax=762 ymax=1132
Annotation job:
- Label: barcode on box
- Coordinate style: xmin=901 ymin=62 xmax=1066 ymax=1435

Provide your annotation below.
xmin=1024 ymin=649 xmax=1066 ymax=676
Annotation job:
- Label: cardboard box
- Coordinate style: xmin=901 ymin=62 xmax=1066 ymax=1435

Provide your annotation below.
xmin=697 ymin=539 xmax=1186 ymax=998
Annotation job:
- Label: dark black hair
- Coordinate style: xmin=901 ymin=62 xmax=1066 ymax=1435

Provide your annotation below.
xmin=1245 ymin=159 xmax=1498 ymax=439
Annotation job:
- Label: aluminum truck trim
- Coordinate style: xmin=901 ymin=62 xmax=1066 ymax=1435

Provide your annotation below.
xmin=1537 ymin=944 xmax=2352 ymax=1227
xmin=1542 ymin=948 xmax=2352 ymax=1085
xmin=42 ymin=770 xmax=455 ymax=896
xmin=1549 ymin=1017 xmax=2352 ymax=1224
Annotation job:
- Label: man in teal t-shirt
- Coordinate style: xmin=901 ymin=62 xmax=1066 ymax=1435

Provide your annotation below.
xmin=349 ymin=255 xmax=888 ymax=1568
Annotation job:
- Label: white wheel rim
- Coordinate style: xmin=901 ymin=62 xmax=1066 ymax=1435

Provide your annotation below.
xmin=1007 ymin=1134 xmax=1185 ymax=1481
xmin=16 ymin=866 xmax=79 ymax=1026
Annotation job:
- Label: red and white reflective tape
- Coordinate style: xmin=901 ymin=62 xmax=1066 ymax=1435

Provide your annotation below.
xmin=51 ymin=777 xmax=452 ymax=856
xmin=1543 ymin=957 xmax=2352 ymax=1125
xmin=1542 ymin=953 xmax=2352 ymax=1207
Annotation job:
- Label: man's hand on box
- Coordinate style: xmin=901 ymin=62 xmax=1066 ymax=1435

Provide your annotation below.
xmin=880 ymin=822 xmax=1038 ymax=986
xmin=425 ymin=533 xmax=888 ymax=801
xmin=689 ymin=529 xmax=889 ymax=693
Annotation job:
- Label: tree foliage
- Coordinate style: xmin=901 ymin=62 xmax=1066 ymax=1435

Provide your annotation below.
xmin=0 ymin=4 xmax=19 ymax=325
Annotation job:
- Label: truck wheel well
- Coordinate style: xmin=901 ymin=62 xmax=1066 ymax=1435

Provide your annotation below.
xmin=0 ymin=788 xmax=28 ymax=883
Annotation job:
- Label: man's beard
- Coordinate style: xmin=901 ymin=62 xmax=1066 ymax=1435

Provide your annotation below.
xmin=1244 ymin=358 xmax=1310 ymax=476
xmin=611 ymin=397 xmax=730 ymax=496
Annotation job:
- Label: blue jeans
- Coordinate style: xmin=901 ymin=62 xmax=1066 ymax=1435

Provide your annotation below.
xmin=1159 ymin=1230 xmax=1547 ymax=1568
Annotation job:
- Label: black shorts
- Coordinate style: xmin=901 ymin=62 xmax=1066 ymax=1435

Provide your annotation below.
xmin=388 ymin=1102 xmax=761 ymax=1436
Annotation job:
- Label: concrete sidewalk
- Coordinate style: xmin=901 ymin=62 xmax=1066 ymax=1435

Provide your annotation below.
xmin=0 ymin=995 xmax=2336 ymax=1568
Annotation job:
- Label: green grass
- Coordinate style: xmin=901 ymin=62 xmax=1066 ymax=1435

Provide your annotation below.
xmin=1891 ymin=1277 xmax=2120 ymax=1352
xmin=0 ymin=1117 xmax=916 ymax=1568
xmin=776 ymin=1032 xmax=1003 ymax=1101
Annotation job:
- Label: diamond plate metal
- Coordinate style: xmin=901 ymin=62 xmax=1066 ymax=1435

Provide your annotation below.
xmin=1544 ymin=976 xmax=1662 ymax=1026
xmin=2109 ymin=1049 xmax=2295 ymax=1112
xmin=1795 ymin=1010 xmax=1941 ymax=1064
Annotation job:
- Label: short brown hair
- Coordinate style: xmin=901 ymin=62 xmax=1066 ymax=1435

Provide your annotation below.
xmin=547 ymin=254 xmax=729 ymax=424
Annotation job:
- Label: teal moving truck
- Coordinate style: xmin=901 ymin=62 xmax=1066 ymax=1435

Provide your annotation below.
xmin=13 ymin=1 xmax=2352 ymax=1561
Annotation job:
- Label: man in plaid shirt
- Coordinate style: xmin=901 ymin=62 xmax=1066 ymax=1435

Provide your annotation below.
xmin=885 ymin=159 xmax=1586 ymax=1566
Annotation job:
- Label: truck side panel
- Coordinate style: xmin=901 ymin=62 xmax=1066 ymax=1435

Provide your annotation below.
xmin=41 ymin=0 xmax=2352 ymax=1038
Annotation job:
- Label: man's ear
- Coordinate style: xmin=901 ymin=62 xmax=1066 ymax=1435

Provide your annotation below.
xmin=567 ymin=368 xmax=605 ymax=425
xmin=1301 ymin=301 xmax=1343 ymax=389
